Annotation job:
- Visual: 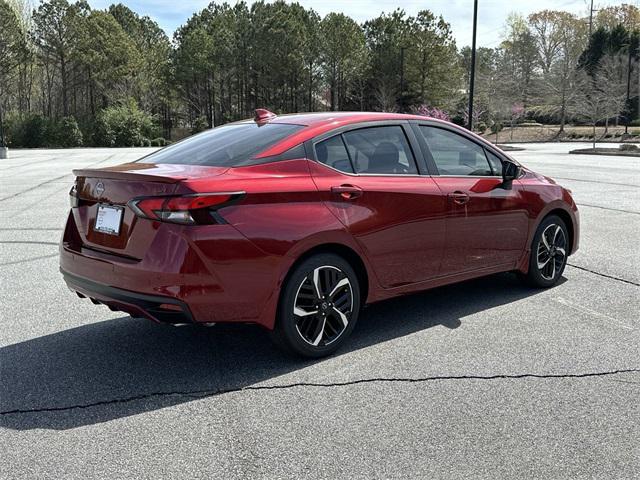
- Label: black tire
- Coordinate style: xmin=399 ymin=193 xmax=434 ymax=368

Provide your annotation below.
xmin=270 ymin=253 xmax=361 ymax=358
xmin=520 ymin=215 xmax=569 ymax=288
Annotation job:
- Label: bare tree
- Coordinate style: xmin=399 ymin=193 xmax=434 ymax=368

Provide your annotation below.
xmin=529 ymin=12 xmax=587 ymax=133
xmin=597 ymin=54 xmax=635 ymax=133
xmin=571 ymin=60 xmax=627 ymax=148
xmin=374 ymin=78 xmax=398 ymax=112
xmin=528 ymin=10 xmax=564 ymax=74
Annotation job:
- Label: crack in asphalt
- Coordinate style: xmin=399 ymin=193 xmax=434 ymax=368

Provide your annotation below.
xmin=0 ymin=228 xmax=62 ymax=231
xmin=0 ymin=241 xmax=59 ymax=246
xmin=553 ymin=177 xmax=639 ymax=188
xmin=567 ymin=264 xmax=640 ymax=287
xmin=575 ymin=203 xmax=640 ymax=215
xmin=2 ymin=368 xmax=638 ymax=416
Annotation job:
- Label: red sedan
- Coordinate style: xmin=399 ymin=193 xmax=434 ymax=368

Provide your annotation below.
xmin=60 ymin=110 xmax=579 ymax=357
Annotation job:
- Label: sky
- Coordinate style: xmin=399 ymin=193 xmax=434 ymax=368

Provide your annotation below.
xmin=86 ymin=0 xmax=620 ymax=48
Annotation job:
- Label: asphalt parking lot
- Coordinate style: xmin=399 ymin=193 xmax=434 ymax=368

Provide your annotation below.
xmin=1 ymin=143 xmax=639 ymax=479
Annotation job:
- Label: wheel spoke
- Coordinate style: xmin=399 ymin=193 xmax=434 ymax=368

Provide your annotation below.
xmin=329 ymin=277 xmax=349 ymax=298
xmin=294 ymin=306 xmax=318 ymax=317
xmin=332 ymin=307 xmax=349 ymax=327
xmin=312 ymin=268 xmax=323 ymax=299
xmin=311 ymin=316 xmax=327 ymax=346
xmin=556 ymin=247 xmax=565 ymax=257
xmin=537 ymin=257 xmax=551 ymax=269
xmin=541 ymin=232 xmax=551 ymax=251
xmin=552 ymin=225 xmax=561 ymax=244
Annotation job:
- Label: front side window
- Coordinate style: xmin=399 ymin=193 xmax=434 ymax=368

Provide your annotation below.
xmin=419 ymin=126 xmax=493 ymax=176
xmin=342 ymin=126 xmax=418 ymax=175
xmin=485 ymin=149 xmax=504 ymax=176
xmin=139 ymin=123 xmax=304 ymax=167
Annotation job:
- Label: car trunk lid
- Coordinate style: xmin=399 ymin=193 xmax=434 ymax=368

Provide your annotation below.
xmin=71 ymin=163 xmax=228 ymax=259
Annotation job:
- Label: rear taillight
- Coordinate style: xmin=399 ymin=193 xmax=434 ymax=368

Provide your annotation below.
xmin=128 ymin=192 xmax=244 ymax=225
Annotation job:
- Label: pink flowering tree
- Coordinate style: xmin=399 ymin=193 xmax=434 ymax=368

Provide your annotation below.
xmin=413 ymin=105 xmax=451 ymax=122
xmin=462 ymin=105 xmax=486 ymax=132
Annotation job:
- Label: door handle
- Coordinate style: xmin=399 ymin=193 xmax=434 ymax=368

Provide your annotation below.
xmin=331 ymin=184 xmax=363 ymax=200
xmin=448 ymin=191 xmax=470 ymax=205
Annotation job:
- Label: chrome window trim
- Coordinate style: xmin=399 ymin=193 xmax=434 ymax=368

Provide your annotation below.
xmin=313 ymin=162 xmax=504 ymax=179
xmin=430 ymin=175 xmax=503 ymax=179
xmin=312 ymin=160 xmax=426 ymax=178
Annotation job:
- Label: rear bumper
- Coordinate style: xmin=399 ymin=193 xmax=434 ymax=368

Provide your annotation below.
xmin=61 ymin=269 xmax=194 ymax=324
xmin=59 ymin=210 xmax=282 ymax=327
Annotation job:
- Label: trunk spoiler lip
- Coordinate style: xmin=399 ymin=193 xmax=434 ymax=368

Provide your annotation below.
xmin=72 ymin=164 xmax=230 ymax=183
xmin=72 ymin=168 xmax=185 ymax=183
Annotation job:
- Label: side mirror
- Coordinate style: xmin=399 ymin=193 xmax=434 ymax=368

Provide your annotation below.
xmin=501 ymin=161 xmax=521 ymax=189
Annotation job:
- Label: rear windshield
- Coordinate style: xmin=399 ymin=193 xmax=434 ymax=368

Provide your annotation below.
xmin=139 ymin=123 xmax=304 ymax=167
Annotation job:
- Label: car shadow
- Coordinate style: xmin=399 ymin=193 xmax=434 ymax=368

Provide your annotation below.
xmin=0 ymin=272 xmax=554 ymax=431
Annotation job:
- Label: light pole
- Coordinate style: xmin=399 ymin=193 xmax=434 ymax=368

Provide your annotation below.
xmin=399 ymin=46 xmax=406 ymax=113
xmin=0 ymin=103 xmax=7 ymax=159
xmin=624 ymin=33 xmax=638 ymax=135
xmin=468 ymin=0 xmax=478 ymax=131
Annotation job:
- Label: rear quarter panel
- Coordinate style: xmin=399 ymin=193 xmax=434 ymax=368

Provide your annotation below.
xmin=184 ymin=159 xmax=377 ymax=329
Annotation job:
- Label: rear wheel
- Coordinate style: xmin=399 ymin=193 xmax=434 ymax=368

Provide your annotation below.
xmin=520 ymin=215 xmax=569 ymax=288
xmin=271 ymin=253 xmax=361 ymax=358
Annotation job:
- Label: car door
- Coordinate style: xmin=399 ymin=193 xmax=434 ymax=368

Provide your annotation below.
xmin=413 ymin=123 xmax=530 ymax=275
xmin=307 ymin=123 xmax=447 ymax=288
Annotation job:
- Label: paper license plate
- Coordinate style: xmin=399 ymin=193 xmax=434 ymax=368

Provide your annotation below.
xmin=94 ymin=204 xmax=124 ymax=235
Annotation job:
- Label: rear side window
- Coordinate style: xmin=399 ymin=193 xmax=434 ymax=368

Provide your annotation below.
xmin=342 ymin=126 xmax=418 ymax=175
xmin=419 ymin=126 xmax=492 ymax=176
xmin=139 ymin=123 xmax=304 ymax=167
xmin=315 ymin=135 xmax=354 ymax=173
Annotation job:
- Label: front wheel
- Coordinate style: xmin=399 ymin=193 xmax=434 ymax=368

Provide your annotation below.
xmin=520 ymin=215 xmax=569 ymax=288
xmin=271 ymin=253 xmax=361 ymax=358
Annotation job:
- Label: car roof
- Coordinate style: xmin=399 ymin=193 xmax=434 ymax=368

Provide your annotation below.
xmin=253 ymin=111 xmax=442 ymax=158
xmin=269 ymin=111 xmax=427 ymax=126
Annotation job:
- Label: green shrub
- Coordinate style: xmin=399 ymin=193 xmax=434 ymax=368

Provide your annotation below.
xmin=150 ymin=137 xmax=167 ymax=147
xmin=490 ymin=122 xmax=503 ymax=134
xmin=25 ymin=115 xmax=50 ymax=147
xmin=4 ymin=114 xmax=86 ymax=147
xmin=95 ymin=101 xmax=157 ymax=147
xmin=54 ymin=116 xmax=83 ymax=147
xmin=620 ymin=143 xmax=639 ymax=151
xmin=629 ymin=119 xmax=640 ymax=127
xmin=3 ymin=112 xmax=22 ymax=146
xmin=475 ymin=122 xmax=487 ymax=133
xmin=6 ymin=114 xmax=51 ymax=147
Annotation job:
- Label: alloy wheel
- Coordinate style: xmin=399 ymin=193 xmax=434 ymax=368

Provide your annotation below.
xmin=536 ymin=224 xmax=567 ymax=281
xmin=293 ymin=265 xmax=353 ymax=347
